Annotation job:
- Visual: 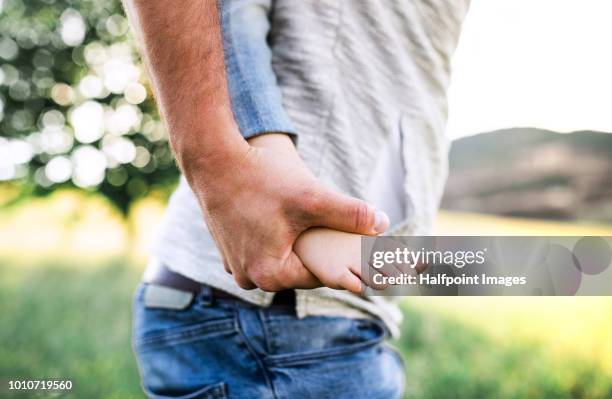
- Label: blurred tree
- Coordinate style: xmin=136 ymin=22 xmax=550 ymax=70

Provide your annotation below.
xmin=0 ymin=0 xmax=179 ymax=214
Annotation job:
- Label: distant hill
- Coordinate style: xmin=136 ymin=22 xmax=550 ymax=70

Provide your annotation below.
xmin=441 ymin=128 xmax=612 ymax=222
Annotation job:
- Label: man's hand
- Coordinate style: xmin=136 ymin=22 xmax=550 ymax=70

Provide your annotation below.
xmin=188 ymin=133 xmax=390 ymax=291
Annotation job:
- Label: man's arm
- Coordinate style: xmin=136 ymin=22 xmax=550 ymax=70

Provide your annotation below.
xmin=123 ymin=0 xmax=389 ymax=291
xmin=122 ymin=0 xmax=245 ymax=174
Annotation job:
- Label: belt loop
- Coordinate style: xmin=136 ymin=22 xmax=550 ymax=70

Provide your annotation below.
xmin=199 ymin=285 xmax=214 ymax=306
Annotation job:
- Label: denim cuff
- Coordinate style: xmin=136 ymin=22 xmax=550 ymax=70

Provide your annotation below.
xmin=229 ymin=86 xmax=298 ymax=143
xmin=220 ymin=0 xmax=298 ymax=144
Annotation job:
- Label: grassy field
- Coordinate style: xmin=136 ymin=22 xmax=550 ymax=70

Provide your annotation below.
xmin=1 ymin=191 xmax=612 ymax=398
xmin=0 ymin=259 xmax=142 ymax=399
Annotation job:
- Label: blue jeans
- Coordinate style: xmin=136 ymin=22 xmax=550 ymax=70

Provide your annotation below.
xmin=132 ymin=284 xmax=405 ymax=398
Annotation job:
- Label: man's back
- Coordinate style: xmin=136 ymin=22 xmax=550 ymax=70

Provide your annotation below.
xmin=269 ymin=0 xmax=470 ymax=226
xmin=152 ymin=0 xmax=470 ymax=335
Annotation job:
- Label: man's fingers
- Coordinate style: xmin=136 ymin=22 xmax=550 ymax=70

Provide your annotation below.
xmin=308 ymin=188 xmax=389 ymax=235
xmin=245 ymin=253 xmax=322 ymax=292
xmin=234 ymin=273 xmax=257 ymax=290
xmin=279 ymin=252 xmax=323 ymax=290
xmin=222 ymin=259 xmax=232 ymax=274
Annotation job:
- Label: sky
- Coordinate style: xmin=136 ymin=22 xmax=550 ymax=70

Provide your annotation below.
xmin=446 ymin=0 xmax=612 ymax=139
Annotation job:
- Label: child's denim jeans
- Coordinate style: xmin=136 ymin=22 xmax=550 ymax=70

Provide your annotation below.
xmin=132 ymin=284 xmax=405 ymax=398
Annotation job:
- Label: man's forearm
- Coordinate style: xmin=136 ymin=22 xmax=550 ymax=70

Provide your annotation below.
xmin=122 ymin=0 xmax=248 ymax=181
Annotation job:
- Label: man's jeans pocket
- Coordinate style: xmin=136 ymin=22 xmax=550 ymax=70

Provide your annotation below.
xmin=262 ymin=314 xmax=404 ymax=399
xmin=133 ymin=284 xmax=237 ymax=352
xmin=143 ymin=284 xmax=194 ymax=310
xmin=132 ymin=284 xmax=236 ymax=398
xmin=264 ymin=315 xmax=388 ymax=366
xmin=143 ymin=382 xmax=228 ymax=399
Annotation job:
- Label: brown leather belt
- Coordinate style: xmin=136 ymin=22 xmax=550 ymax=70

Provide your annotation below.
xmin=143 ymin=262 xmax=296 ymax=307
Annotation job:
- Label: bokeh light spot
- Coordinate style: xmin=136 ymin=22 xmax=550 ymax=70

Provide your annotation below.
xmin=573 ymin=237 xmax=612 ymax=275
xmin=78 ymin=75 xmax=104 ymax=98
xmin=60 ymin=9 xmax=86 ymax=47
xmin=70 ymin=100 xmax=104 ymax=143
xmin=0 ymin=37 xmax=18 ymax=60
xmin=45 ymin=155 xmax=72 ymax=183
xmin=124 ymin=82 xmax=146 ymax=104
xmin=51 ymin=83 xmax=75 ymax=106
xmin=71 ymin=145 xmax=107 ymax=187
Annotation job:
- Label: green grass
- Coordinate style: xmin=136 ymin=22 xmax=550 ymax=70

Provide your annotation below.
xmin=0 ymin=259 xmax=142 ymax=399
xmin=394 ymin=304 xmax=612 ymax=399
xmin=0 ymin=259 xmax=610 ymax=398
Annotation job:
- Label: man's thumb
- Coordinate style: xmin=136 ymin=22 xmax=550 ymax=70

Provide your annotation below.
xmin=308 ymin=188 xmax=390 ymax=235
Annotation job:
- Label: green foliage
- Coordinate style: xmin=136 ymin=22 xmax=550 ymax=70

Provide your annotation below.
xmin=0 ymin=0 xmax=179 ymax=214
